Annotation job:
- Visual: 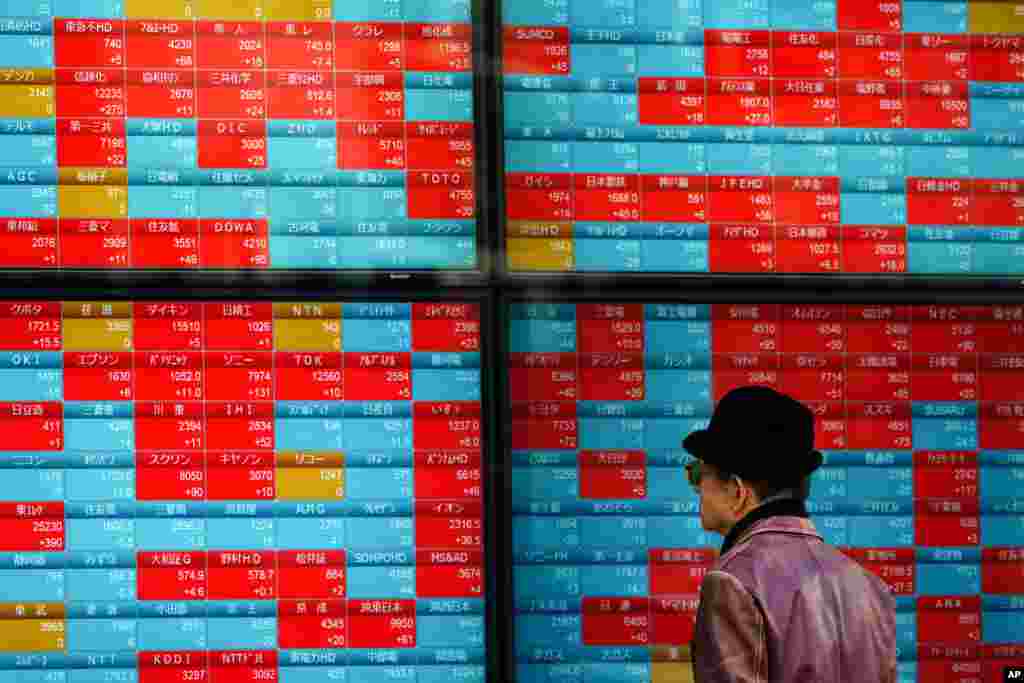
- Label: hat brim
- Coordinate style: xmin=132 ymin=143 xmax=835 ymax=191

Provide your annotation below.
xmin=682 ymin=429 xmax=720 ymax=464
xmin=682 ymin=429 xmax=824 ymax=479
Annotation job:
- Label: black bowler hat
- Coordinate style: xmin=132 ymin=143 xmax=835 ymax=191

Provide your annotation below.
xmin=683 ymin=386 xmax=823 ymax=482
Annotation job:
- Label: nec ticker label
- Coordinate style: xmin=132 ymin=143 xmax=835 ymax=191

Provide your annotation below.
xmin=503 ymin=0 xmax=1024 ymax=275
xmin=510 ymin=302 xmax=1024 ymax=683
xmin=0 ymin=300 xmax=484 ymax=683
xmin=0 ymin=0 xmax=477 ymax=270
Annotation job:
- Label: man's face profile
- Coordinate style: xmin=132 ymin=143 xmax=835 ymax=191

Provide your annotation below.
xmin=689 ymin=458 xmax=741 ymax=535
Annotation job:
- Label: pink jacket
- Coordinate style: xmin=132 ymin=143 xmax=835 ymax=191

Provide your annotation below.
xmin=692 ymin=515 xmax=897 ymax=683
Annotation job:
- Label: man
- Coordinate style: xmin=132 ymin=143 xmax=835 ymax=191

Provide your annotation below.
xmin=683 ymin=386 xmax=896 ymax=683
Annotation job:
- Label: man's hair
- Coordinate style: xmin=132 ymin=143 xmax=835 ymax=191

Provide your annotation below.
xmin=710 ymin=463 xmax=813 ymax=503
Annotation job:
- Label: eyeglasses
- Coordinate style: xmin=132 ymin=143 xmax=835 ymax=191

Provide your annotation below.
xmin=685 ymin=459 xmax=702 ymax=488
xmin=686 ymin=459 xmax=743 ymax=491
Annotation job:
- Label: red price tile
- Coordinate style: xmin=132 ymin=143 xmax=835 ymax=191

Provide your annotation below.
xmin=207 ymin=451 xmax=276 ymax=500
xmin=502 ymin=26 xmax=570 ymax=75
xmin=582 ymin=597 xmax=650 ymax=647
xmin=335 ymin=22 xmax=404 ymax=71
xmin=275 ymin=352 xmax=343 ymax=401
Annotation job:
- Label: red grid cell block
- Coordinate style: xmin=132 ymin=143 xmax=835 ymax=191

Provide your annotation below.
xmin=135 ymin=352 xmax=203 ymax=401
xmin=771 ymin=31 xmax=838 ymax=78
xmin=641 ymin=175 xmax=707 ymax=222
xmin=335 ymin=22 xmax=404 ymax=71
xmin=712 ymin=353 xmax=781 ymax=399
xmin=779 ymin=355 xmax=845 ymax=402
xmin=203 ymin=303 xmax=273 ymax=350
xmin=137 ymin=551 xmax=207 ymax=601
xmin=505 ymin=173 xmax=573 ymax=222
xmin=414 ymin=451 xmax=482 ymax=500
xmin=132 ymin=302 xmax=203 ymax=351
xmin=54 ymin=69 xmax=125 ymax=118
xmin=913 ymin=451 xmax=979 ymax=499
xmin=909 ymin=80 xmax=970 ymax=132
xmin=970 ymin=35 xmax=1024 ymax=83
xmin=197 ymin=120 xmax=267 ymax=170
xmin=207 ymin=550 xmax=276 ymax=600
xmin=278 ymin=551 xmax=346 ymax=600
xmin=125 ymin=20 xmax=195 ymax=69
xmin=278 ymin=599 xmax=347 ymax=649
xmin=917 ymin=595 xmax=982 ymax=643
xmin=205 ymin=401 xmax=275 ymax=451
xmin=510 ymin=401 xmax=578 ymax=450
xmin=638 ymin=78 xmax=706 ymax=126
xmin=195 ymin=21 xmax=265 ymax=69
xmin=343 ymin=352 xmax=411 ymax=401
xmin=63 ymin=351 xmax=132 ymax=401
xmin=131 ymin=220 xmax=201 ymax=269
xmin=135 ymin=449 xmax=206 ymax=499
xmin=406 ymin=122 xmax=474 ymax=172
xmin=337 ymin=121 xmax=405 ymax=170
xmin=841 ymin=225 xmax=908 ymax=274
xmin=347 ymin=599 xmax=416 ymax=648
xmin=406 ymin=170 xmax=474 ymax=220
xmin=54 ymin=19 xmax=125 ymax=68
xmin=0 ymin=220 xmax=60 ymax=268
xmin=502 ymin=25 xmax=570 ymax=75
xmin=415 ymin=549 xmax=483 ymax=598
xmin=267 ymin=70 xmax=334 ymax=120
xmin=573 ymin=174 xmax=641 ymax=223
xmin=404 ymin=23 xmax=472 ymax=72
xmin=412 ymin=302 xmax=481 ymax=352
xmin=412 ymin=401 xmax=481 ymax=451
xmin=204 ymin=351 xmax=274 ymax=402
xmin=711 ymin=304 xmax=780 ymax=353
xmin=577 ymin=352 xmax=645 ymax=401
xmin=509 ymin=352 xmax=577 ymax=402
xmin=982 ymin=548 xmax=1024 ymax=594
xmin=206 ymin=451 xmax=275 ymax=500
xmin=842 ymin=548 xmax=916 ymax=595
xmin=649 ymin=548 xmax=718 ymax=595
xmin=139 ymin=651 xmax=208 ymax=683
xmin=582 ymin=597 xmax=650 ymax=646
xmin=917 ymin=645 xmax=981 ymax=683
xmin=335 ymin=71 xmax=404 ymax=121
xmin=706 ymin=78 xmax=772 ymax=126
xmin=914 ymin=499 xmax=981 ymax=547
xmin=704 ymin=30 xmax=770 ymax=78
xmin=59 ymin=219 xmax=130 ymax=269
xmin=0 ymin=302 xmax=62 ymax=351
xmin=775 ymin=225 xmax=842 ymax=273
xmin=982 ymin=645 xmax=1024 ymax=683
xmin=578 ymin=450 xmax=647 ymax=499
xmin=0 ymin=501 xmax=64 ymax=552
xmin=266 ymin=21 xmax=334 ymax=70
xmin=0 ymin=403 xmax=63 ymax=452
xmin=274 ymin=352 xmax=343 ymax=401
xmin=415 ymin=500 xmax=482 ymax=549
xmin=125 ymin=69 xmax=196 ymax=118
xmin=845 ymin=401 xmax=912 ymax=450
xmin=837 ymin=0 xmax=902 ymax=31
xmin=208 ymin=651 xmax=277 ymax=683
xmin=837 ymin=80 xmax=904 ymax=128
xmin=56 ymin=117 xmax=128 ymax=167
xmin=652 ymin=596 xmax=700 ymax=646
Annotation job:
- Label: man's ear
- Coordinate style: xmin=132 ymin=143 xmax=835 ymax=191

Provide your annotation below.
xmin=729 ymin=476 xmax=751 ymax=513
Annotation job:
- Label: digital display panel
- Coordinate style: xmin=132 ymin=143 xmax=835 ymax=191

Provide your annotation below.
xmin=510 ymin=301 xmax=1024 ymax=683
xmin=0 ymin=299 xmax=484 ymax=683
xmin=502 ymin=1 xmax=1024 ymax=275
xmin=0 ymin=0 xmax=477 ymax=271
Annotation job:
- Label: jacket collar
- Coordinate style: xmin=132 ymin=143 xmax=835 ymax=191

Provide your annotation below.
xmin=719 ymin=497 xmax=812 ymax=557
